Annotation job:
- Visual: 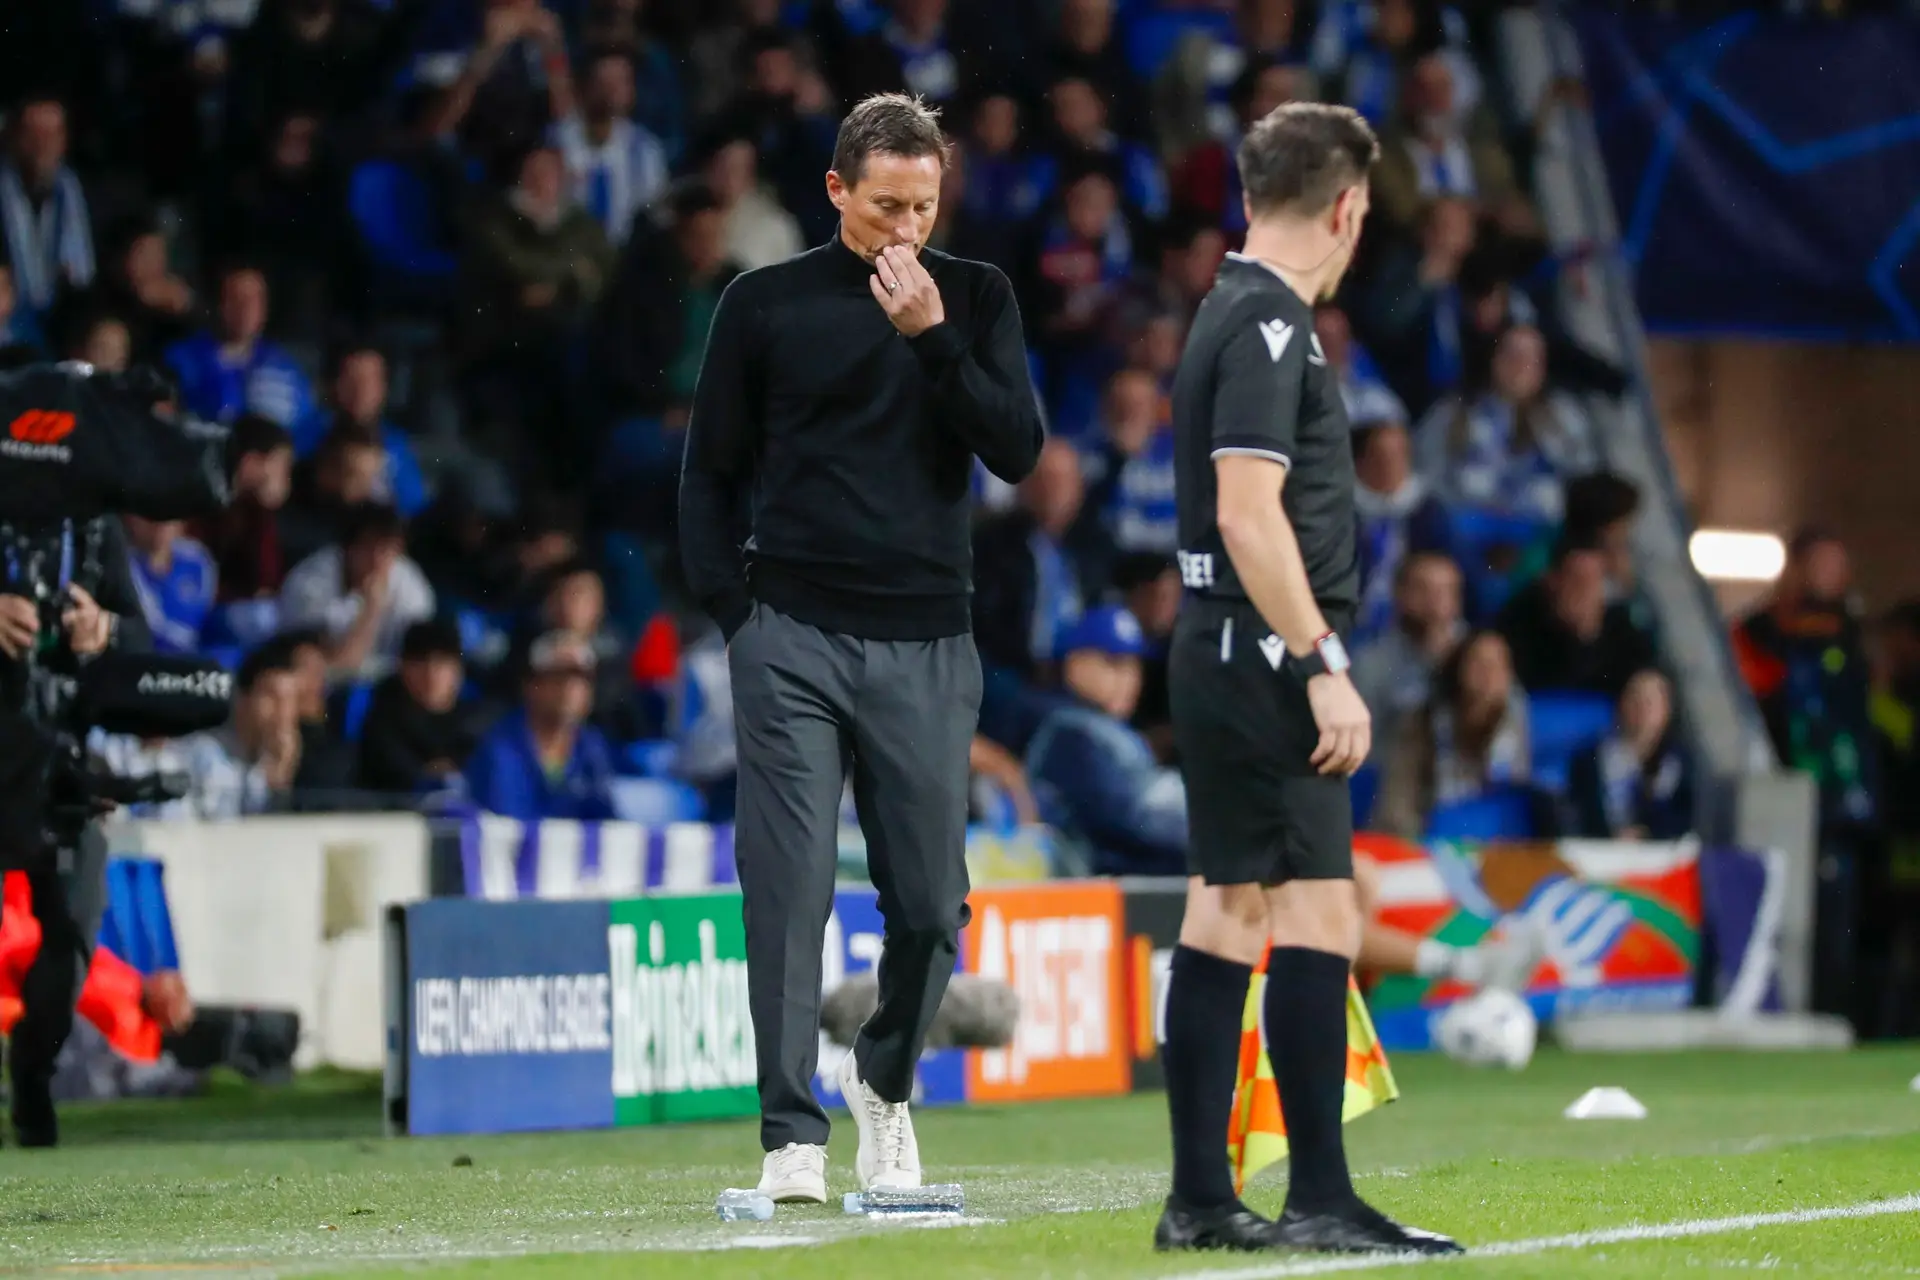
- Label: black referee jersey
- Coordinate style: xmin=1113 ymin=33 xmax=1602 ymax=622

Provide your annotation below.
xmin=1170 ymin=252 xmax=1359 ymax=614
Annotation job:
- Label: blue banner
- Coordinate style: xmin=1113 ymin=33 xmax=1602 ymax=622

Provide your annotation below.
xmin=813 ymin=888 xmax=968 ymax=1109
xmin=459 ymin=817 xmax=737 ymax=899
xmin=457 ymin=817 xmax=1056 ymax=900
xmin=404 ymin=899 xmax=616 ymax=1136
xmin=1576 ymin=9 xmax=1920 ymax=341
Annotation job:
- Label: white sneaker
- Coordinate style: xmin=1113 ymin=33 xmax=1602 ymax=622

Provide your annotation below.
xmin=756 ymin=1142 xmax=827 ymax=1204
xmin=836 ymin=1050 xmax=921 ymax=1190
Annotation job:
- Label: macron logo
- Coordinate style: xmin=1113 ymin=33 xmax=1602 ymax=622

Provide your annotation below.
xmin=1259 ymin=634 xmax=1286 ymax=671
xmin=1258 ymin=319 xmax=1293 ymax=363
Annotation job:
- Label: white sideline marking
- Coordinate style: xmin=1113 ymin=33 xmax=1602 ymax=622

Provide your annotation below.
xmin=1166 ymin=1193 xmax=1920 ymax=1280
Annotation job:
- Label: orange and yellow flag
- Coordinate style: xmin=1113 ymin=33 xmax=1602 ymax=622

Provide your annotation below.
xmin=1226 ymin=956 xmax=1398 ymax=1194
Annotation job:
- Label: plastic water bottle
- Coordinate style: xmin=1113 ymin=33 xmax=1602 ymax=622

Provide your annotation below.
xmin=715 ymin=1189 xmax=775 ymax=1222
xmin=843 ymin=1185 xmax=966 ymax=1217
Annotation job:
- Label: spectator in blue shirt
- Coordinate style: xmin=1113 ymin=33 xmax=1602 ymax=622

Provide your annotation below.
xmin=464 ymin=630 xmax=618 ymax=822
xmin=1361 ymin=195 xmax=1477 ymax=416
xmin=1037 ymin=76 xmax=1169 ymax=223
xmin=122 ymin=515 xmax=220 ymax=655
xmin=164 ymin=262 xmax=316 ymax=429
xmin=1026 ymin=605 xmax=1187 ymax=876
xmin=295 ymin=342 xmax=429 ymax=517
xmin=1084 ymin=368 xmax=1177 ymax=556
xmin=551 ymin=46 xmax=671 ymax=248
xmin=1352 ymin=416 xmax=1451 ymax=646
xmin=961 ymin=94 xmax=1051 ymax=230
xmin=1567 ymin=669 xmax=1693 ymax=841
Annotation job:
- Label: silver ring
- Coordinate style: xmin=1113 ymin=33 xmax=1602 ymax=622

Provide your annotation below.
xmin=887 ymin=281 xmax=900 ymax=294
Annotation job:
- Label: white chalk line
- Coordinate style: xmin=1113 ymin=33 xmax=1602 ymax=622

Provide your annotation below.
xmin=1164 ymin=1193 xmax=1920 ymax=1280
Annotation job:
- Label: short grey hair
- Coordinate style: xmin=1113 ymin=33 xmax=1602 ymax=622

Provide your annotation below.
xmin=831 ymin=93 xmax=950 ymax=187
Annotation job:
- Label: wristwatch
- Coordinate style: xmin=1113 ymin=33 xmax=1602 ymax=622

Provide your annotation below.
xmin=1287 ymin=631 xmax=1351 ymax=681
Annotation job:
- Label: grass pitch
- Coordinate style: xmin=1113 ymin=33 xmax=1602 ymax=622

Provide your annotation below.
xmin=1 ymin=1047 xmax=1917 ymax=1278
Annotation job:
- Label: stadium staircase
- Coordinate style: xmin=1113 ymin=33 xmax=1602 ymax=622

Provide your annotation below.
xmin=1495 ymin=4 xmax=1827 ymax=1020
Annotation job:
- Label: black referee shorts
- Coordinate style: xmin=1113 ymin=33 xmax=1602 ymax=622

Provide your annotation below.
xmin=1170 ymin=597 xmax=1355 ymax=888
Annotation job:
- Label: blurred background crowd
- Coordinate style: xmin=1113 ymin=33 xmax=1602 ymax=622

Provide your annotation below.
xmin=0 ymin=0 xmax=1910 ymax=1011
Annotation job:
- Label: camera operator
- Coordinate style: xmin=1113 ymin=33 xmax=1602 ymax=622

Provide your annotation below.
xmin=0 ymin=354 xmax=196 ymax=1148
xmin=0 ymin=354 xmax=229 ymax=1145
xmin=0 ymin=510 xmax=151 ymax=1146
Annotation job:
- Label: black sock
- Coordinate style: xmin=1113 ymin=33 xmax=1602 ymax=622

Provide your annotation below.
xmin=1162 ymin=945 xmax=1253 ymax=1210
xmin=1264 ymin=946 xmax=1359 ymax=1215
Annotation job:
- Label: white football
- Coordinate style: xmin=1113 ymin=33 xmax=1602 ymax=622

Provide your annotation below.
xmin=1435 ymin=989 xmax=1538 ymax=1070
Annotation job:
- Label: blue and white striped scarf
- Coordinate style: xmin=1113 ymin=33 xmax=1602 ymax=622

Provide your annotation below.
xmin=1438 ymin=395 xmax=1583 ymax=524
xmin=551 ymin=115 xmax=669 ymax=248
xmin=0 ymin=162 xmax=94 ymax=313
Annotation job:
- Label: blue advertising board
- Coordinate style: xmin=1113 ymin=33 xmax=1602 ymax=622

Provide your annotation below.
xmin=812 ymin=887 xmax=968 ymax=1109
xmin=403 ymin=899 xmax=617 ymax=1136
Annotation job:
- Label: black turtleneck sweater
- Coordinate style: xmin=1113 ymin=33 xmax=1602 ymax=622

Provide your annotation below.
xmin=678 ymin=235 xmax=1045 ymax=641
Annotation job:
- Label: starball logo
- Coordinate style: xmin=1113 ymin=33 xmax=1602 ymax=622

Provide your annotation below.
xmin=2 ymin=409 xmax=76 ymax=462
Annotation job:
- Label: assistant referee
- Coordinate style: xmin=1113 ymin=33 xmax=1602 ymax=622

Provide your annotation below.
xmin=679 ymin=94 xmax=1043 ymax=1204
xmin=1155 ymin=103 xmax=1459 ymax=1255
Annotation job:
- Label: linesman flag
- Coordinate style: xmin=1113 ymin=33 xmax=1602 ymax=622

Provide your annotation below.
xmin=1227 ymin=957 xmax=1398 ymax=1194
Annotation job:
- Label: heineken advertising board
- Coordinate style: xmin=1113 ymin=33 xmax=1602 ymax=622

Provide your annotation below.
xmin=608 ymin=895 xmax=757 ymax=1126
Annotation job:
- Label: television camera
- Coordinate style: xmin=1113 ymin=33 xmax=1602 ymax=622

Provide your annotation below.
xmin=0 ymin=360 xmax=236 ymax=867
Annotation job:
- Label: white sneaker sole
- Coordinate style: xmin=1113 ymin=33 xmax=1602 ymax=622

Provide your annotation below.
xmin=836 ymin=1052 xmax=921 ymax=1191
xmin=761 ymin=1180 xmax=827 ymax=1205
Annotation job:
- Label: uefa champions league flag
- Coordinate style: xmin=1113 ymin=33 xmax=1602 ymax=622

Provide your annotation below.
xmin=1227 ymin=962 xmax=1399 ymax=1194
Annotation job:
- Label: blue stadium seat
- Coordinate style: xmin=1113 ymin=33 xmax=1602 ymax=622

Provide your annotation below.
xmin=1527 ymin=691 xmax=1616 ymax=792
xmin=1444 ymin=506 xmax=1552 ymax=621
xmin=1424 ymin=785 xmax=1541 ymax=841
xmin=205 ymin=644 xmax=244 ymax=672
xmin=620 ymin=738 xmax=679 ymax=779
xmin=610 ymin=777 xmax=706 ymax=825
xmin=348 ymin=159 xmax=458 ymax=294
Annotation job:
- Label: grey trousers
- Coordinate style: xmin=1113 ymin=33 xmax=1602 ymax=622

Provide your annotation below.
xmin=729 ymin=602 xmax=980 ymax=1151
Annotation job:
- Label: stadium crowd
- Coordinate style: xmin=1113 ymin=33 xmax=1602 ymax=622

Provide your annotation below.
xmin=43 ymin=0 xmax=1920 ymax=924
xmin=0 ymin=0 xmax=1669 ymax=845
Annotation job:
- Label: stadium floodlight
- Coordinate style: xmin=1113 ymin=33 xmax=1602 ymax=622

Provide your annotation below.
xmin=1690 ymin=530 xmax=1786 ymax=582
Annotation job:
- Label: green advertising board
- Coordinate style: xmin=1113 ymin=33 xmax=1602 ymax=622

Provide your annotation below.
xmin=608 ymin=893 xmax=758 ymax=1126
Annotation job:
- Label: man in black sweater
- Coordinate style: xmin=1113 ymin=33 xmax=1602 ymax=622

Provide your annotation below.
xmin=679 ymin=94 xmax=1043 ymax=1205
